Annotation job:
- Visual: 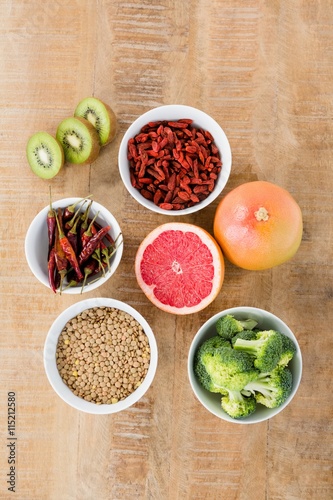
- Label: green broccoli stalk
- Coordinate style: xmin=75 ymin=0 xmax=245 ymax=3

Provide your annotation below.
xmin=243 ymin=367 xmax=293 ymax=409
xmin=216 ymin=314 xmax=258 ymax=340
xmin=231 ymin=329 xmax=258 ymax=346
xmin=233 ymin=330 xmax=283 ymax=373
xmin=221 ymin=390 xmax=257 ymax=419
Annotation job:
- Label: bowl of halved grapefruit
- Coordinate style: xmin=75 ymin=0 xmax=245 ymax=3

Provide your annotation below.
xmin=134 ymin=222 xmax=225 ymax=315
xmin=118 ymin=104 xmax=232 ymax=215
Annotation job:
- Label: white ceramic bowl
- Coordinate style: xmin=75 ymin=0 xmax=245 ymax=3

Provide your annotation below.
xmin=118 ymin=104 xmax=232 ymax=215
xmin=44 ymin=297 xmax=158 ymax=414
xmin=188 ymin=306 xmax=302 ymax=424
xmin=25 ymin=198 xmax=123 ymax=294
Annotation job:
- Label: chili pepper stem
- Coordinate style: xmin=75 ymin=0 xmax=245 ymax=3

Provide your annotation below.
xmin=102 ymin=233 xmax=123 ymax=269
xmin=80 ymin=272 xmax=90 ymax=294
xmin=62 ymin=279 xmax=80 ymax=291
xmin=80 ymin=200 xmax=93 ymax=232
xmin=63 ymin=195 xmax=93 ymax=221
xmin=65 ymin=199 xmax=87 ymax=231
xmin=80 ymin=261 xmax=98 ymax=293
xmin=92 ymin=247 xmax=105 ymax=277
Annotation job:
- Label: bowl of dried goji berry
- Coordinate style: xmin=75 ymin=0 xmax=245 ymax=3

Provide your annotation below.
xmin=118 ymin=105 xmax=232 ymax=215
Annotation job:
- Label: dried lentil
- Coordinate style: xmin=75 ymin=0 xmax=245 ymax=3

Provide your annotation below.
xmin=56 ymin=307 xmax=151 ymax=405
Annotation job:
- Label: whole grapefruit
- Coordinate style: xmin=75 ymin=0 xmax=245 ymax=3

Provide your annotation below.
xmin=213 ymin=181 xmax=303 ymax=270
xmin=135 ymin=223 xmax=224 ymax=315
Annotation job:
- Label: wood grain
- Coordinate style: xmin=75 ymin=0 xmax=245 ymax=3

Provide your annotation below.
xmin=0 ymin=0 xmax=332 ymax=498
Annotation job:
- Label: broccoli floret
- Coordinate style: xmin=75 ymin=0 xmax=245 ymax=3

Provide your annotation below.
xmin=231 ymin=329 xmax=258 ymax=346
xmin=233 ymin=330 xmax=283 ymax=372
xmin=194 ymin=336 xmax=231 ymax=393
xmin=216 ymin=314 xmax=258 ymax=340
xmin=221 ymin=390 xmax=257 ymax=419
xmin=277 ymin=335 xmax=297 ymax=368
xmin=201 ymin=346 xmax=259 ymax=391
xmin=243 ymin=367 xmax=293 ymax=409
xmin=194 ymin=357 xmax=226 ymax=393
xmin=199 ymin=335 xmax=232 ymax=351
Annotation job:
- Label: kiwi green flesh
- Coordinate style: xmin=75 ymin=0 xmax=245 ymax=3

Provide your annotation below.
xmin=74 ymin=97 xmax=116 ymax=146
xmin=26 ymin=132 xmax=64 ymax=179
xmin=56 ymin=117 xmax=100 ymax=164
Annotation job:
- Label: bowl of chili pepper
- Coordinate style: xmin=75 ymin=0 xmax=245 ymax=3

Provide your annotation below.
xmin=118 ymin=104 xmax=232 ymax=215
xmin=25 ymin=197 xmax=123 ymax=294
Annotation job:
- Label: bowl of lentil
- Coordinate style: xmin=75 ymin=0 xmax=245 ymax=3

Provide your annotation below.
xmin=43 ymin=298 xmax=158 ymax=414
xmin=25 ymin=197 xmax=123 ymax=294
xmin=118 ymin=104 xmax=232 ymax=215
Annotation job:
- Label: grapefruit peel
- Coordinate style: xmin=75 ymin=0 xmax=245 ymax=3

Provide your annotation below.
xmin=213 ymin=181 xmax=303 ymax=271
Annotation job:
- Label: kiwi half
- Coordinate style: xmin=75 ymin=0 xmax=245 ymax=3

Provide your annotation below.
xmin=26 ymin=131 xmax=64 ymax=179
xmin=56 ymin=117 xmax=100 ymax=165
xmin=74 ymin=97 xmax=117 ymax=146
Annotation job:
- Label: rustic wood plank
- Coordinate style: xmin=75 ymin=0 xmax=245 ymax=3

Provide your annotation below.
xmin=0 ymin=0 xmax=332 ymax=499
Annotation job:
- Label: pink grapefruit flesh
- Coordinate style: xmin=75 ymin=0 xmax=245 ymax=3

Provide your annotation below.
xmin=135 ymin=223 xmax=224 ymax=315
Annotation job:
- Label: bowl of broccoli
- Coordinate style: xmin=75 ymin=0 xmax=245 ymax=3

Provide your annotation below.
xmin=187 ymin=307 xmax=302 ymax=424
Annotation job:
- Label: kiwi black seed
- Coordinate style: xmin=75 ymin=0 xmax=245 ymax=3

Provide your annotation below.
xmin=74 ymin=97 xmax=117 ymax=146
xmin=56 ymin=117 xmax=100 ymax=165
xmin=26 ymin=131 xmax=64 ymax=179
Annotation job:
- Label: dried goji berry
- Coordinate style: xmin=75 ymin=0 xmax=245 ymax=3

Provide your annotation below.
xmin=141 ymin=189 xmax=154 ymax=200
xmin=127 ymin=118 xmax=223 ymax=211
xmin=159 ymin=203 xmax=173 ymax=210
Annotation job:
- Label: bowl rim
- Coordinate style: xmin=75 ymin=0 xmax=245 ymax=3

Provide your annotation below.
xmin=24 ymin=197 xmax=123 ymax=295
xmin=118 ymin=104 xmax=232 ymax=215
xmin=187 ymin=306 xmax=303 ymax=424
xmin=43 ymin=297 xmax=158 ymax=414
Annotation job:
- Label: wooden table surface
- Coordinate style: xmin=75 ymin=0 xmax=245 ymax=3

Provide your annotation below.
xmin=1 ymin=1 xmax=332 ymax=499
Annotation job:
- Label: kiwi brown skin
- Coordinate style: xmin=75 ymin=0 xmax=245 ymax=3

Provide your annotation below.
xmin=74 ymin=97 xmax=117 ymax=146
xmin=56 ymin=116 xmax=100 ymax=165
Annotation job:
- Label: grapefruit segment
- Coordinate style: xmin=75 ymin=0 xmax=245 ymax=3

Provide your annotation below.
xmin=135 ymin=223 xmax=224 ymax=315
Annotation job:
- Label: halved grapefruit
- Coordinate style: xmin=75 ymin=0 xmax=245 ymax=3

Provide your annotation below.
xmin=135 ymin=223 xmax=224 ymax=315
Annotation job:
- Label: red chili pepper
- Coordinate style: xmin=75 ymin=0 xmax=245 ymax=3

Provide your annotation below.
xmin=54 ymin=223 xmax=68 ymax=293
xmin=78 ymin=225 xmax=111 ymax=266
xmin=81 ymin=211 xmax=100 ymax=248
xmin=66 ymin=211 xmax=82 ymax=256
xmin=79 ymin=200 xmax=93 ymax=233
xmin=81 ymin=259 xmax=98 ymax=294
xmin=47 ymin=187 xmax=56 ymax=257
xmin=92 ymin=245 xmax=105 ymax=276
xmin=93 ymin=221 xmax=115 ymax=245
xmin=64 ymin=199 xmax=87 ymax=232
xmin=63 ymin=195 xmax=92 ymax=221
xmin=48 ymin=247 xmax=57 ymax=293
xmin=55 ymin=210 xmax=84 ymax=281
